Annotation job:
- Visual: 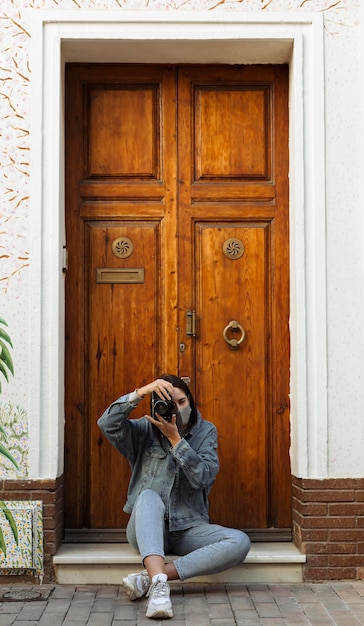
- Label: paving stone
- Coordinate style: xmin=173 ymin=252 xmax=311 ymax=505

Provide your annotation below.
xmin=87 ymin=613 xmax=114 ymax=626
xmin=255 ymin=602 xmax=282 ymax=618
xmin=113 ymin=604 xmax=138 ymax=620
xmin=208 ymin=602 xmax=234 ymax=619
xmin=0 ymin=617 xmax=15 ymax=626
xmin=14 ymin=602 xmax=45 ymax=620
xmin=0 ymin=605 xmax=22 ymax=614
xmin=0 ymin=582 xmax=362 ymax=625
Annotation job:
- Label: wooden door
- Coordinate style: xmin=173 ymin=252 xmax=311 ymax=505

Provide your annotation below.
xmin=65 ymin=64 xmax=290 ymax=538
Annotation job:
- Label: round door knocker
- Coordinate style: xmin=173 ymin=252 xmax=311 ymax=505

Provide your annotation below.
xmin=223 ymin=320 xmax=246 ymax=350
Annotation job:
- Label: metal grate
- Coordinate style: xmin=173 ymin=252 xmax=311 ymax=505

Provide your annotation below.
xmin=111 ymin=237 xmax=134 ymax=259
xmin=222 ymin=238 xmax=245 ymax=260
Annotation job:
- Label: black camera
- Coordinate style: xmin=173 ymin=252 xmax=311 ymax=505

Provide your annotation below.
xmin=151 ymin=393 xmax=176 ymax=422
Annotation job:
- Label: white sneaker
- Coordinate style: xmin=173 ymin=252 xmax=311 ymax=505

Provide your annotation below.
xmin=146 ymin=578 xmax=173 ymax=619
xmin=122 ymin=570 xmax=150 ymax=601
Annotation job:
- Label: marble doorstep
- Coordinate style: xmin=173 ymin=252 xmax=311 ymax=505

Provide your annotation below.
xmin=54 ymin=542 xmax=306 ymax=585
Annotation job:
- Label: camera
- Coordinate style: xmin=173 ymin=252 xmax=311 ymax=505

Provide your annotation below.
xmin=151 ymin=393 xmax=176 ymax=422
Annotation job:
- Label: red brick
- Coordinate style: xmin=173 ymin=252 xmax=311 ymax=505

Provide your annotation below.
xmin=292 ymin=485 xmax=304 ymax=499
xmin=329 ymin=529 xmax=364 ymax=542
xmin=43 ymin=516 xmax=56 ymax=530
xmin=297 ymin=478 xmax=364 ymax=490
xmin=306 ymin=554 xmax=329 ymax=567
xmin=300 ymin=517 xmax=356 ymax=529
xmin=356 ymin=490 xmax=364 ymax=501
xmin=1 ymin=479 xmax=57 ymax=490
xmin=300 ymin=503 xmax=328 ymax=516
xmin=305 ymin=542 xmax=356 ymax=555
xmin=304 ymin=567 xmax=357 ymax=581
xmin=328 ymin=555 xmax=363 ymax=567
xmin=329 ymin=503 xmax=364 ymax=515
xmin=0 ymin=491 xmax=34 ymax=500
xmin=43 ymin=530 xmax=57 ymax=543
xmin=30 ymin=490 xmax=57 ymax=503
xmin=300 ymin=529 xmax=328 ymax=542
xmin=299 ymin=490 xmax=355 ymax=503
xmin=292 ymin=510 xmax=304 ymax=525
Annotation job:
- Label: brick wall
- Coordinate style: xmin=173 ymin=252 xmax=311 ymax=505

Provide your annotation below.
xmin=292 ymin=477 xmax=364 ymax=581
xmin=0 ymin=476 xmax=64 ymax=582
xmin=1 ymin=475 xmax=363 ymax=583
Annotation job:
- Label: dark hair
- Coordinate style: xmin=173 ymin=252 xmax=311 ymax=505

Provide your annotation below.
xmin=160 ymin=374 xmax=198 ymax=428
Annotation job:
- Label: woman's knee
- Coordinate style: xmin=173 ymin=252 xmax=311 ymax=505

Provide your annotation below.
xmin=228 ymin=528 xmax=251 ymax=564
xmin=135 ymin=489 xmax=165 ymax=514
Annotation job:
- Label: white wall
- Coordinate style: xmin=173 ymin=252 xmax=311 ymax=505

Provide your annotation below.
xmin=0 ymin=2 xmax=362 ymax=481
xmin=324 ymin=23 xmax=364 ymax=476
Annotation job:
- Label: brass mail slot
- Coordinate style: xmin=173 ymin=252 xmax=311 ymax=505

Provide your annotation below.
xmin=96 ymin=268 xmax=144 ymax=284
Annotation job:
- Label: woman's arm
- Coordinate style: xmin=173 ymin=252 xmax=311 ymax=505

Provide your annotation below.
xmin=170 ymin=422 xmax=219 ymax=490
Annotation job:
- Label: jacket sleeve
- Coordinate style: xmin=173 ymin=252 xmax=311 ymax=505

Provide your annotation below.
xmin=169 ymin=423 xmax=219 ymax=490
xmin=97 ymin=393 xmax=148 ymax=464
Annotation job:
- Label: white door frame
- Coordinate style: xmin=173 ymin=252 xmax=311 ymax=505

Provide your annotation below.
xmin=29 ymin=11 xmax=327 ymax=481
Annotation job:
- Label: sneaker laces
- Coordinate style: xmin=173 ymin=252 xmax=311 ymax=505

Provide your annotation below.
xmin=147 ymin=579 xmax=169 ymax=599
xmin=138 ymin=571 xmax=150 ymax=591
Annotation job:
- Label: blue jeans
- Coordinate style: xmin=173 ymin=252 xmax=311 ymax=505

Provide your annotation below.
xmin=126 ymin=489 xmax=251 ymax=581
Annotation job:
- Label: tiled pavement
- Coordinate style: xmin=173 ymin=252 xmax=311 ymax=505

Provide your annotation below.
xmin=0 ymin=582 xmax=364 ymax=626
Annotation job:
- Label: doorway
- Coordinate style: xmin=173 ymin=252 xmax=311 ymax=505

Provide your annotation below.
xmin=64 ymin=63 xmax=290 ymax=540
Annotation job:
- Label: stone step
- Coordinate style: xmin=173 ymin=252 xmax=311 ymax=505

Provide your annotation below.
xmin=54 ymin=542 xmax=306 ymax=585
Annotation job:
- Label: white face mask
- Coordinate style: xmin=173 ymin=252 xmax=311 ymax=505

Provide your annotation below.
xmin=176 ymin=403 xmax=192 ymax=429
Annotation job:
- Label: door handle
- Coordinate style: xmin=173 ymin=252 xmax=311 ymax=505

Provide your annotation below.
xmin=186 ymin=310 xmax=196 ymax=337
xmin=223 ymin=320 xmax=245 ymax=350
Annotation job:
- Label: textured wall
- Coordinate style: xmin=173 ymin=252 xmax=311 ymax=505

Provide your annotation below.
xmin=0 ymin=0 xmax=361 ymax=481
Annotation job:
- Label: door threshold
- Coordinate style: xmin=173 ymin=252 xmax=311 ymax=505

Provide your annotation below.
xmin=64 ymin=528 xmax=293 ymax=543
xmin=54 ymin=541 xmax=305 ymax=584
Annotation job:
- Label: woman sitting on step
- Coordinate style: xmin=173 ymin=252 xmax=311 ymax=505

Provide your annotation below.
xmin=97 ymin=374 xmax=251 ymax=620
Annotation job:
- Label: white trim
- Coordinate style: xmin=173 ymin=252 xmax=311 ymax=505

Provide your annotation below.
xmin=30 ymin=10 xmax=327 ymax=479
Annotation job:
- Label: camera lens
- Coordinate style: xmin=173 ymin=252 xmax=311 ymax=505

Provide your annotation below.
xmin=154 ymin=399 xmax=170 ymax=415
xmin=152 ymin=396 xmax=176 ymax=421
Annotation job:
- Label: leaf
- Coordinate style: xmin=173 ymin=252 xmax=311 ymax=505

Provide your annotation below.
xmin=0 ymin=340 xmax=14 ymax=376
xmin=0 ymin=327 xmax=13 ymax=347
xmin=0 ymin=501 xmax=19 ymax=546
xmin=0 ymin=442 xmax=20 ymax=470
xmin=0 ymin=526 xmax=7 ymax=557
xmin=0 ymin=424 xmax=8 ymax=439
xmin=0 ymin=317 xmax=8 ymax=327
xmin=0 ymin=361 xmax=10 ymax=383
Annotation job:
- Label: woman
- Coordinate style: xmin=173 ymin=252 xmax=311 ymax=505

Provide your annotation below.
xmin=97 ymin=375 xmax=251 ymax=620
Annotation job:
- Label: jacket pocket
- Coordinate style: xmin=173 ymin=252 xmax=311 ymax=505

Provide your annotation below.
xmin=140 ymin=441 xmax=168 ymax=477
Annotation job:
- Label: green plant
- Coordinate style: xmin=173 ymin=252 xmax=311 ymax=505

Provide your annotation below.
xmin=0 ymin=316 xmax=19 ymax=557
xmin=0 ymin=316 xmax=14 ymax=393
xmin=0 ymin=501 xmax=18 ymax=557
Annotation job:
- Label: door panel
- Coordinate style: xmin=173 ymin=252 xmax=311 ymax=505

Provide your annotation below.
xmin=65 ymin=65 xmax=178 ymax=529
xmin=195 ymin=87 xmax=269 ymax=179
xmin=87 ymin=221 xmax=160 ymax=528
xmin=65 ymin=64 xmax=290 ymax=535
xmin=196 ymin=223 xmax=268 ymax=529
xmin=87 ymin=87 xmax=159 ymax=178
xmin=177 ymin=66 xmax=290 ymax=531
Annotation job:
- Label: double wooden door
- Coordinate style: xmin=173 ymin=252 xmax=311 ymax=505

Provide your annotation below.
xmin=65 ymin=64 xmax=290 ymax=538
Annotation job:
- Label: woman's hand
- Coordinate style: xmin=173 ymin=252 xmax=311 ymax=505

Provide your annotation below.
xmin=136 ymin=378 xmax=174 ymax=400
xmin=136 ymin=378 xmax=181 ymax=446
xmin=145 ymin=412 xmax=181 ymax=448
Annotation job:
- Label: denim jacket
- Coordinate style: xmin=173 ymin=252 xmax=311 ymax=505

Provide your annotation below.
xmin=97 ymin=392 xmax=219 ymax=531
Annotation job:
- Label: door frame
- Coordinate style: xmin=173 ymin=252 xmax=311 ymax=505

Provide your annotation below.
xmin=29 ymin=12 xmax=327 ymax=488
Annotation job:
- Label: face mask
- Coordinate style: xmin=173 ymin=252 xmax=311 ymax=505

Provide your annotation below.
xmin=176 ymin=403 xmax=192 ymax=429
